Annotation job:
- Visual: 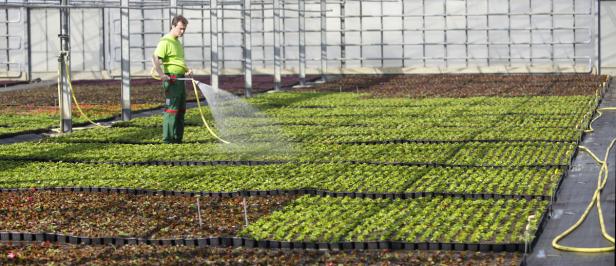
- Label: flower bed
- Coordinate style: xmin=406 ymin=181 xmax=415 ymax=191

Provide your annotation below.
xmin=303 ymin=74 xmax=606 ymax=97
xmin=0 ymin=74 xmax=605 ymax=261
xmin=0 ymin=161 xmax=562 ymax=197
xmin=0 ymin=244 xmax=521 ymax=265
xmin=241 ymin=196 xmax=546 ymax=244
xmin=0 ymin=75 xmax=313 ymax=137
xmin=0 ymin=191 xmax=294 ymax=239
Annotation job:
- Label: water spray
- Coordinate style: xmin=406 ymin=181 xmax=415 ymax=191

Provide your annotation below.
xmin=151 ymin=69 xmax=230 ymax=144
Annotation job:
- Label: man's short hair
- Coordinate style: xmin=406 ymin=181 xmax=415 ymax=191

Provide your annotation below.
xmin=172 ymin=15 xmax=188 ymax=27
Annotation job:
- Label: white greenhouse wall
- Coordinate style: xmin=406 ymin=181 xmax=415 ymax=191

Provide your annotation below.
xmin=601 ymin=0 xmax=616 ymax=74
xmin=0 ymin=0 xmax=615 ymax=79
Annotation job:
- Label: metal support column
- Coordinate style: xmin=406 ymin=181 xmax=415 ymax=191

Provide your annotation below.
xmin=221 ymin=2 xmax=225 ymax=70
xmin=550 ymin=0 xmax=554 ymax=69
xmin=380 ymin=0 xmax=384 ymax=67
xmin=121 ymin=0 xmax=131 ymax=121
xmin=169 ymin=0 xmax=178 ymax=19
xmin=597 ymin=0 xmax=601 ymax=74
xmin=573 ymin=0 xmax=576 ymax=66
xmin=24 ymin=7 xmax=31 ymax=81
xmin=273 ymin=0 xmax=281 ymax=91
xmin=360 ymin=0 xmax=363 ymax=67
xmin=444 ymin=0 xmax=448 ymax=68
xmin=243 ymin=0 xmax=252 ymax=97
xmin=58 ymin=0 xmax=71 ymax=133
xmin=508 ymin=0 xmax=511 ymax=66
xmin=140 ymin=7 xmax=146 ymax=70
xmin=340 ymin=0 xmax=346 ymax=68
xmin=211 ymin=0 xmax=219 ymax=90
xmin=320 ymin=0 xmax=327 ymax=81
xmin=486 ymin=0 xmax=490 ymax=66
xmin=465 ymin=0 xmax=468 ymax=67
xmin=299 ymin=0 xmax=306 ymax=85
xmin=282 ymin=0 xmax=286 ymax=70
xmin=401 ymin=0 xmax=405 ymax=68
xmin=529 ymin=0 xmax=533 ymax=66
xmin=4 ymin=9 xmax=8 ymax=72
xmin=100 ymin=8 xmax=106 ymax=71
xmin=422 ymin=0 xmax=426 ymax=67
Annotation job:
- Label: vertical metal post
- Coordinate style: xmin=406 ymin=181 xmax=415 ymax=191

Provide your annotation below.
xmin=422 ymin=0 xmax=426 ymax=67
xmin=340 ymin=0 xmax=346 ymax=69
xmin=597 ymin=0 xmax=601 ymax=74
xmin=299 ymin=0 xmax=306 ymax=85
xmin=508 ymin=0 xmax=511 ymax=66
xmin=261 ymin=1 xmax=265 ymax=68
xmin=45 ymin=9 xmax=49 ymax=72
xmin=201 ymin=3 xmax=206 ymax=69
xmin=360 ymin=0 xmax=364 ymax=67
xmin=273 ymin=0 xmax=281 ymax=91
xmin=401 ymin=0 xmax=405 ymax=68
xmin=221 ymin=2 xmax=225 ymax=70
xmin=58 ymin=0 xmax=71 ymax=133
xmin=169 ymin=0 xmax=178 ymax=20
xmin=465 ymin=0 xmax=468 ymax=67
xmin=320 ymin=0 xmax=327 ymax=81
xmin=529 ymin=0 xmax=533 ymax=66
xmin=573 ymin=0 xmax=576 ymax=67
xmin=81 ymin=9 xmax=85 ymax=71
xmin=380 ymin=0 xmax=384 ymax=68
xmin=590 ymin=0 xmax=595 ymax=72
xmin=24 ymin=7 xmax=32 ymax=81
xmin=282 ymin=0 xmax=286 ymax=70
xmin=550 ymin=0 xmax=554 ymax=69
xmin=486 ymin=0 xmax=490 ymax=66
xmin=141 ymin=8 xmax=146 ymax=70
xmin=243 ymin=0 xmax=253 ymax=97
xmin=211 ymin=0 xmax=219 ymax=90
xmin=101 ymin=8 xmax=106 ymax=71
xmin=444 ymin=0 xmax=448 ymax=68
xmin=4 ymin=9 xmax=9 ymax=72
xmin=120 ymin=0 xmax=131 ymax=121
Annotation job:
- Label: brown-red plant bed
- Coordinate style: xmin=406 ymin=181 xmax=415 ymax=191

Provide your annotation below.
xmin=0 ymin=191 xmax=295 ymax=239
xmin=301 ymin=74 xmax=607 ymax=98
xmin=0 ymin=243 xmax=521 ymax=265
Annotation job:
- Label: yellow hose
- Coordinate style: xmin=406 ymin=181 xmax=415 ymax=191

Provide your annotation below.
xmin=190 ymin=79 xmax=230 ymax=144
xmin=58 ymin=54 xmax=105 ymax=128
xmin=151 ymin=66 xmax=230 ymax=144
xmin=585 ymin=107 xmax=616 ymax=133
xmin=552 ymin=82 xmax=615 ymax=252
xmin=552 ymin=139 xmax=616 ymax=252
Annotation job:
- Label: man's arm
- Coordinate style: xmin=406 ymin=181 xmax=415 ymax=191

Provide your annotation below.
xmin=151 ymin=54 xmax=169 ymax=81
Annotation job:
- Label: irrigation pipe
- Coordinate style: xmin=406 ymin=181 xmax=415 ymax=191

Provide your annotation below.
xmin=151 ymin=67 xmax=230 ymax=144
xmin=552 ymin=101 xmax=615 ymax=253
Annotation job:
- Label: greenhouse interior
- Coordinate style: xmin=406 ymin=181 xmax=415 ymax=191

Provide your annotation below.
xmin=0 ymin=0 xmax=614 ymax=265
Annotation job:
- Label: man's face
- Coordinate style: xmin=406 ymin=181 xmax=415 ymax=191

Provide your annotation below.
xmin=171 ymin=21 xmax=187 ymax=38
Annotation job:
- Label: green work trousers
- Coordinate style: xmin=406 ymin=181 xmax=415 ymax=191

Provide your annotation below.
xmin=162 ymin=77 xmax=186 ymax=144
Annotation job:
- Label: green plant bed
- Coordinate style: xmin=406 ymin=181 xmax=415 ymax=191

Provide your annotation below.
xmin=57 ymin=122 xmax=583 ymax=144
xmin=0 ymin=103 xmax=161 ymax=138
xmin=0 ymin=161 xmax=562 ymax=196
xmin=0 ymin=141 xmax=576 ymax=166
xmin=240 ymin=195 xmax=547 ymax=243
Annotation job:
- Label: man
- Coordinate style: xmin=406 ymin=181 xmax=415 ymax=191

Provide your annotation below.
xmin=152 ymin=15 xmax=193 ymax=144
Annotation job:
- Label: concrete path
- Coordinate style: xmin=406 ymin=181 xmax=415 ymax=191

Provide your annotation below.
xmin=526 ymin=80 xmax=616 ymax=266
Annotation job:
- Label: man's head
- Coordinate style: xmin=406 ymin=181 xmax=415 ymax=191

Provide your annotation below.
xmin=170 ymin=15 xmax=188 ymax=38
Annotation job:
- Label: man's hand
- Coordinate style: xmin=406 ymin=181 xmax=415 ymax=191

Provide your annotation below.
xmin=161 ymin=74 xmax=171 ymax=81
xmin=186 ymin=68 xmax=193 ymax=78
